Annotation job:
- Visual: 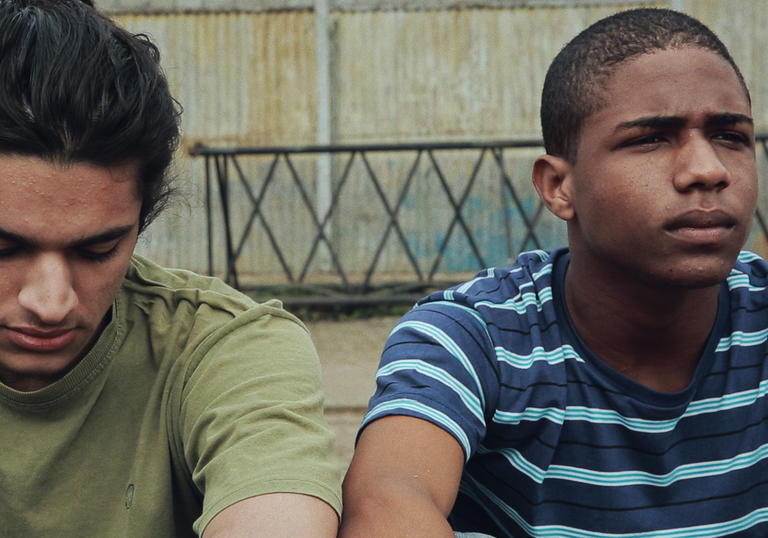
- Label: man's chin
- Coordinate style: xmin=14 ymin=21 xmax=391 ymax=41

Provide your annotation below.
xmin=653 ymin=261 xmax=735 ymax=290
xmin=0 ymin=346 xmax=87 ymax=391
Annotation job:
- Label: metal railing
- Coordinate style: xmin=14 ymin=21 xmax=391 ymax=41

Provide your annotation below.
xmin=191 ymin=136 xmax=768 ymax=306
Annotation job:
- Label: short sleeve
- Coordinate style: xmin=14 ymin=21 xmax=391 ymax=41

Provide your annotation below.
xmin=172 ymin=306 xmax=342 ymax=534
xmin=362 ymin=301 xmax=499 ymax=460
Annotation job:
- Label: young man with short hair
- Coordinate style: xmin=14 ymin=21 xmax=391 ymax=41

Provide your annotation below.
xmin=341 ymin=8 xmax=768 ymax=536
xmin=0 ymin=1 xmax=340 ymax=535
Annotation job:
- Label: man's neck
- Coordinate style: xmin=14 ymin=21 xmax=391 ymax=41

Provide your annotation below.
xmin=564 ymin=257 xmax=721 ymax=393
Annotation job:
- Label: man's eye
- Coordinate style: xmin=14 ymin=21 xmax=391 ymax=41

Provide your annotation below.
xmin=616 ymin=135 xmax=666 ymax=152
xmin=77 ymin=243 xmax=119 ymax=262
xmin=632 ymin=135 xmax=665 ymax=145
xmin=714 ymin=132 xmax=750 ymax=146
xmin=0 ymin=245 xmax=21 ymax=258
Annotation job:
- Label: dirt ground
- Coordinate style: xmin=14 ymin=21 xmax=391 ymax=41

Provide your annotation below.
xmin=304 ymin=316 xmax=400 ymax=470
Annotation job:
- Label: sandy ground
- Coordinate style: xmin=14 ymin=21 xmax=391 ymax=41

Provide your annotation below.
xmin=305 ymin=316 xmax=400 ymax=470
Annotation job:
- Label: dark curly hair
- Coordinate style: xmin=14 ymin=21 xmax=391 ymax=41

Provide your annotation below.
xmin=541 ymin=8 xmax=749 ymax=162
xmin=0 ymin=0 xmax=181 ymax=231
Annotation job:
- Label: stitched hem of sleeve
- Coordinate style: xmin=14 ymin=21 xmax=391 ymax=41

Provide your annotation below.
xmin=361 ymin=390 xmax=479 ymax=461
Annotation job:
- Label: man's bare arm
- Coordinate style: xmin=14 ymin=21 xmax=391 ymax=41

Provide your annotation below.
xmin=202 ymin=493 xmax=338 ymax=537
xmin=339 ymin=415 xmax=465 ymax=537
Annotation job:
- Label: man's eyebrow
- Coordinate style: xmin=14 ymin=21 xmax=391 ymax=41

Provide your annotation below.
xmin=705 ymin=112 xmax=754 ymax=127
xmin=0 ymin=228 xmax=28 ymax=245
xmin=0 ymin=225 xmax=135 ymax=248
xmin=615 ymin=113 xmax=754 ymax=132
xmin=615 ymin=116 xmax=685 ymax=131
xmin=70 ymin=226 xmax=135 ymax=247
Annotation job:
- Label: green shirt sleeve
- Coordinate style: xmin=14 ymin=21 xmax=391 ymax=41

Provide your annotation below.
xmin=170 ymin=304 xmax=342 ymax=534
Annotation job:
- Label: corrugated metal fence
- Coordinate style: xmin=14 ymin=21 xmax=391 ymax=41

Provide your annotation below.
xmin=115 ymin=1 xmax=768 ymax=300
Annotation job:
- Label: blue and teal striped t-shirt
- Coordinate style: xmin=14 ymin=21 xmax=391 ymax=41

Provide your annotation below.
xmin=363 ymin=248 xmax=768 ymax=537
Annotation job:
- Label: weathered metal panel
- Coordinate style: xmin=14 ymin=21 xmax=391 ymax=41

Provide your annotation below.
xmin=117 ymin=12 xmax=317 ymax=145
xmin=116 ymin=12 xmax=319 ymax=272
xmin=334 ymin=6 xmax=655 ymax=143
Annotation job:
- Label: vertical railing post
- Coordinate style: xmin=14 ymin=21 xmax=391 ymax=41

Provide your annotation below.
xmin=205 ymin=154 xmax=214 ymax=276
xmin=315 ymin=0 xmax=333 ymax=271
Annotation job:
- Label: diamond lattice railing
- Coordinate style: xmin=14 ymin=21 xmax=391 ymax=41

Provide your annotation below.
xmin=192 ymin=136 xmax=768 ymax=305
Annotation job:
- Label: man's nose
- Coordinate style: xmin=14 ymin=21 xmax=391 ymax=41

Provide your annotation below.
xmin=17 ymin=253 xmax=78 ymax=325
xmin=672 ymin=134 xmax=730 ymax=193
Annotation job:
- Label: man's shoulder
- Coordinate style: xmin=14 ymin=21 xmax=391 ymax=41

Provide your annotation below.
xmin=727 ymin=251 xmax=768 ymax=312
xmin=390 ymin=249 xmax=564 ymax=352
xmin=732 ymin=251 xmax=768 ymax=281
xmin=115 ymin=256 xmax=315 ymax=387
xmin=126 ymin=254 xmax=249 ymax=297
xmin=417 ymin=248 xmax=562 ymax=312
xmin=121 ymin=255 xmax=302 ymax=327
xmin=729 ymin=251 xmax=768 ymax=297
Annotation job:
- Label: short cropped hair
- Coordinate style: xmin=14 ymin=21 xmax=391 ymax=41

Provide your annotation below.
xmin=0 ymin=0 xmax=181 ymax=231
xmin=541 ymin=8 xmax=749 ymax=162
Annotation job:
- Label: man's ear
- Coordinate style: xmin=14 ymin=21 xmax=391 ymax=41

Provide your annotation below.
xmin=532 ymin=154 xmax=575 ymax=221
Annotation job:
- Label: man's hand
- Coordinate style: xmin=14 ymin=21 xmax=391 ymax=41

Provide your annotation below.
xmin=339 ymin=415 xmax=465 ymax=537
xmin=202 ymin=493 xmax=338 ymax=537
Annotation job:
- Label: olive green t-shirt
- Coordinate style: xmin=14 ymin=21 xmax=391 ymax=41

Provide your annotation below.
xmin=0 ymin=255 xmax=342 ymax=536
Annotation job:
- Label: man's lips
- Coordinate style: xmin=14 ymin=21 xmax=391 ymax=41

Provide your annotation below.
xmin=5 ymin=326 xmax=77 ymax=352
xmin=663 ymin=209 xmax=738 ymax=244
xmin=665 ymin=209 xmax=737 ymax=230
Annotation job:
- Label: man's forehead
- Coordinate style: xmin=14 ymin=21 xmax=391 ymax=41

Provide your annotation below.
xmin=0 ymin=155 xmax=142 ymax=245
xmin=0 ymin=155 xmax=141 ymax=190
xmin=585 ymin=47 xmax=751 ymax=125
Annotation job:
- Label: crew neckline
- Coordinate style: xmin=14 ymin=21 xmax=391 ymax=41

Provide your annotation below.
xmin=0 ymin=299 xmax=124 ymax=409
xmin=551 ymin=250 xmax=729 ymax=408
